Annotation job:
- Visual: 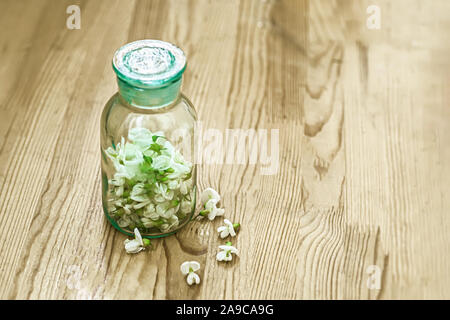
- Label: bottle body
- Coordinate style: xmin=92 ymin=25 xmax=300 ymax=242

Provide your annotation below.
xmin=100 ymin=92 xmax=197 ymax=238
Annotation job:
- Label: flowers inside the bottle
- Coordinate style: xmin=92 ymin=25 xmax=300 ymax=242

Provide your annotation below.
xmin=105 ymin=127 xmax=194 ymax=234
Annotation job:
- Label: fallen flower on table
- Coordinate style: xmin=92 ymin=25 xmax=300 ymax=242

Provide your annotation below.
xmin=124 ymin=228 xmax=151 ymax=254
xmin=180 ymin=261 xmax=201 ymax=285
xmin=200 ymin=187 xmax=220 ymax=204
xmin=216 ymin=242 xmax=239 ymax=262
xmin=199 ymin=188 xmax=224 ymax=220
xmin=217 ymin=219 xmax=240 ymax=238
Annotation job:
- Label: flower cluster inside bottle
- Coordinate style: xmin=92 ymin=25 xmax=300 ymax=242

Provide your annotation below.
xmin=104 ymin=127 xmax=194 ymax=234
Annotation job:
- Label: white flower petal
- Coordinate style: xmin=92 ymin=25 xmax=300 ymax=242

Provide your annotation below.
xmin=180 ymin=181 xmax=188 ymax=195
xmin=133 ymin=200 xmax=151 ymax=209
xmin=143 ymin=204 xmax=156 ymax=217
xmin=220 ymin=229 xmax=229 ymax=239
xmin=189 ymin=261 xmax=200 ymax=272
xmin=152 ymin=155 xmax=172 ymax=170
xmin=128 ymin=127 xmax=153 ymax=149
xmin=181 ymin=200 xmax=192 ymax=214
xmin=186 ymin=273 xmax=193 ymax=285
xmin=133 ymin=228 xmax=144 ymax=246
xmin=118 ymin=216 xmax=131 ymax=227
xmin=217 ymin=226 xmax=227 ymax=233
xmin=141 ymin=218 xmax=153 ymax=228
xmin=215 ymin=207 xmax=225 ymax=217
xmin=216 ymin=251 xmax=227 ymax=261
xmin=167 ymin=180 xmax=179 ymax=190
xmin=131 ymin=183 xmax=145 ymax=196
xmin=204 ymin=198 xmax=218 ymax=211
xmin=224 ymin=254 xmax=233 ymax=261
xmin=191 ymin=272 xmax=200 ymax=285
xmin=116 ymin=186 xmax=124 ymax=197
xmin=207 ymin=211 xmax=217 ymax=221
xmin=186 ymin=272 xmax=195 ymax=285
xmin=200 ymin=188 xmax=221 ymax=205
xmin=180 ymin=261 xmax=191 ymax=275
xmin=128 ymin=127 xmax=152 ymax=141
xmin=123 ymin=204 xmax=132 ymax=215
xmin=124 ymin=239 xmax=144 ymax=254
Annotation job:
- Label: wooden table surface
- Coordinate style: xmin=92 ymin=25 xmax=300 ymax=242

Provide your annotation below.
xmin=1 ymin=0 xmax=449 ymax=300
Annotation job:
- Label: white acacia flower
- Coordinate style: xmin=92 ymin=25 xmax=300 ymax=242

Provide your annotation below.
xmin=124 ymin=228 xmax=146 ymax=254
xmin=115 ymin=185 xmax=124 ymax=197
xmin=217 ymin=219 xmax=240 ymax=238
xmin=180 ymin=199 xmax=192 ymax=214
xmin=109 ymin=176 xmax=125 ymax=187
xmin=167 ymin=179 xmax=180 ymax=190
xmin=143 ymin=203 xmax=156 ymax=218
xmin=200 ymin=188 xmax=221 ymax=205
xmin=156 ymin=202 xmax=176 ymax=219
xmin=201 ymin=198 xmax=224 ymax=220
xmin=152 ymin=155 xmax=172 ymax=171
xmin=161 ymin=215 xmax=179 ymax=232
xmin=180 ymin=179 xmax=191 ymax=195
xmin=154 ymin=183 xmax=174 ymax=201
xmin=167 ymin=162 xmax=190 ymax=180
xmin=122 ymin=142 xmax=144 ymax=166
xmin=140 ymin=217 xmax=153 ymax=228
xmin=128 ymin=127 xmax=153 ymax=149
xmin=198 ymin=188 xmax=224 ymax=220
xmin=180 ymin=261 xmax=201 ymax=285
xmin=118 ymin=216 xmax=131 ymax=228
xmin=105 ymin=129 xmax=195 ymax=233
xmin=145 ymin=211 xmax=159 ymax=221
xmin=113 ymin=199 xmax=132 ymax=215
xmin=133 ymin=200 xmax=151 ymax=209
xmin=216 ymin=242 xmax=239 ymax=262
xmin=131 ymin=183 xmax=145 ymax=196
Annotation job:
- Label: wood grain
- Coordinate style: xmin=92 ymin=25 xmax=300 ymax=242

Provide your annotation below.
xmin=0 ymin=0 xmax=449 ymax=299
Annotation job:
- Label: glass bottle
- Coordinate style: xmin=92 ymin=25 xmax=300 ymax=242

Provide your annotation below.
xmin=100 ymin=40 xmax=197 ymax=238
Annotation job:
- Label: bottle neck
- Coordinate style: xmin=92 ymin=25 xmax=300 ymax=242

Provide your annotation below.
xmin=117 ymin=77 xmax=182 ymax=107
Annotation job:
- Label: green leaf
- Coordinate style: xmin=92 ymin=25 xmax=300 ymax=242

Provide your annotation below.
xmin=143 ymin=155 xmax=153 ymax=164
xmin=149 ymin=143 xmax=161 ymax=153
xmin=183 ymin=172 xmax=192 ymax=181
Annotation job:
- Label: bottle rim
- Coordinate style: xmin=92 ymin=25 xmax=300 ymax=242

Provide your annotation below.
xmin=112 ymin=39 xmax=186 ymax=89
